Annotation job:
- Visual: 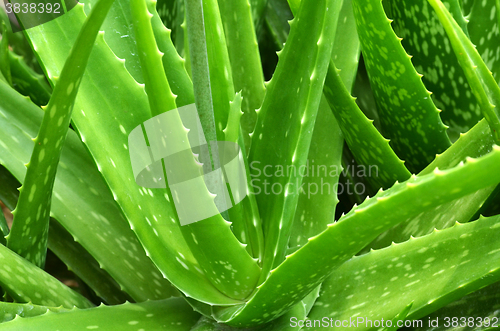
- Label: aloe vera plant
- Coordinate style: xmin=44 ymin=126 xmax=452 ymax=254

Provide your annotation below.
xmin=2 ymin=0 xmax=500 ymax=329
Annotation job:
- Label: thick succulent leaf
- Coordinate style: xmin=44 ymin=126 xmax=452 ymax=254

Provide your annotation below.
xmin=19 ymin=3 xmax=240 ymax=305
xmin=332 ymin=0 xmax=361 ymax=91
xmin=8 ymin=51 xmax=51 ymax=107
xmin=218 ymin=0 xmax=266 ymax=150
xmin=81 ymin=0 xmax=144 ymax=84
xmin=288 ymin=0 xmax=362 ymax=250
xmin=389 ymin=0 xmax=480 ymax=141
xmin=1 ymin=170 xmax=130 ymax=304
xmin=0 ymin=298 xmax=200 ymax=331
xmin=6 ymin=0 xmax=116 ymax=268
xmin=260 ymin=303 xmax=305 ymax=331
xmin=260 ymin=287 xmax=320 ymax=331
xmin=287 ymin=0 xmax=361 ymax=90
xmin=429 ymin=0 xmax=500 ymax=142
xmin=0 ymin=242 xmax=93 ymax=308
xmin=307 ymin=215 xmax=500 ymax=329
xmin=185 ymin=0 xmax=232 ymax=144
xmin=422 ymin=119 xmax=495 ymax=173
xmin=249 ymin=0 xmax=342 ymax=279
xmin=202 ymin=0 xmax=236 ymax=141
xmin=215 ymin=1 xmax=266 ymax=260
xmin=468 ymin=0 xmax=500 ymax=82
xmin=288 ymin=96 xmax=343 ymax=249
xmin=224 ymin=95 xmax=265 ymax=261
xmin=352 ymin=60 xmax=383 ymax=132
xmin=324 ymin=62 xmax=412 ymax=189
xmin=293 ymin=0 xmax=412 ymax=192
xmin=409 ymin=282 xmax=500 ymax=330
xmin=131 ymin=0 xmax=176 ymax=116
xmin=133 ymin=0 xmax=261 ymax=300
xmin=0 ymin=79 xmax=175 ymax=301
xmin=147 ymin=0 xmax=195 ymax=108
xmin=214 ymin=144 xmax=500 ymax=327
xmin=352 ymin=0 xmax=451 ymax=172
xmin=47 ymin=219 xmax=132 ymax=305
xmin=368 ymin=118 xmax=495 ymax=250
xmin=0 ymin=302 xmax=70 ymax=323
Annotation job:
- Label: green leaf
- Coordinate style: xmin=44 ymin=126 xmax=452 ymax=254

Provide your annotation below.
xmin=288 ymin=96 xmax=343 ymax=249
xmin=0 ymin=79 xmax=176 ymax=302
xmin=19 ymin=2 xmax=239 ymax=305
xmin=8 ymin=51 xmax=51 ymax=107
xmin=389 ymin=0 xmax=479 ymax=141
xmin=468 ymin=0 xmax=500 ymax=82
xmin=214 ymin=145 xmax=500 ymax=327
xmin=218 ymin=0 xmax=266 ymax=150
xmin=332 ymin=0 xmax=361 ymax=91
xmin=47 ymin=219 xmax=132 ymax=305
xmin=429 ymin=0 xmax=500 ymax=142
xmin=133 ymin=0 xmax=261 ymax=300
xmin=0 ymin=242 xmax=93 ymax=308
xmin=224 ymin=94 xmax=265 ymax=261
xmin=324 ymin=61 xmax=412 ymax=189
xmin=352 ymin=0 xmax=451 ymax=172
xmin=307 ymin=215 xmax=500 ymax=327
xmin=80 ymin=0 xmax=144 ymax=84
xmin=249 ymin=0 xmax=342 ymax=280
xmin=0 ymin=298 xmax=200 ymax=331
xmin=0 ymin=170 xmax=131 ymax=304
xmin=366 ymin=118 xmax=495 ymax=251
xmin=422 ymin=119 xmax=495 ymax=174
xmin=131 ymin=0 xmax=176 ymax=116
xmin=6 ymin=0 xmax=117 ymax=268
xmin=0 ymin=302 xmax=70 ymax=323
xmin=409 ymin=282 xmax=500 ymax=330
xmin=147 ymin=0 xmax=195 ymax=108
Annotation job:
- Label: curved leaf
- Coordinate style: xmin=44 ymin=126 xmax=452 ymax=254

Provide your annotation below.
xmin=6 ymin=0 xmax=116 ymax=268
xmin=308 ymin=215 xmax=500 ymax=328
xmin=0 ymin=298 xmax=200 ymax=331
xmin=352 ymin=0 xmax=451 ymax=172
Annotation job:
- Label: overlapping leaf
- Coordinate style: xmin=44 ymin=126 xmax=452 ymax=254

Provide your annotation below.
xmin=389 ymin=0 xmax=480 ymax=140
xmin=7 ymin=0 xmax=117 ymax=268
xmin=0 ymin=69 xmax=175 ymax=302
xmin=19 ymin=1 xmax=242 ymax=305
xmin=0 ymin=298 xmax=200 ymax=330
xmin=352 ymin=0 xmax=451 ymax=172
xmin=248 ymin=0 xmax=342 ymax=281
xmin=214 ymin=143 xmax=500 ymax=326
xmin=308 ymin=215 xmax=500 ymax=329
